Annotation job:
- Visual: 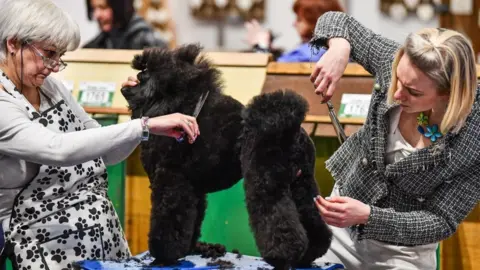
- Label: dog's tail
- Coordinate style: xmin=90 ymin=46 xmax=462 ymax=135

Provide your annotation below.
xmin=242 ymin=89 xmax=308 ymax=138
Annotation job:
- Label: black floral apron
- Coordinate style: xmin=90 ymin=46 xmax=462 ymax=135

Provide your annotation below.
xmin=0 ymin=71 xmax=130 ymax=270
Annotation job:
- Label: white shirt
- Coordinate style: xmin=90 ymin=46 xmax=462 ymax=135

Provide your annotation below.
xmin=0 ymin=76 xmax=142 ymax=225
xmin=385 ymin=106 xmax=417 ymax=164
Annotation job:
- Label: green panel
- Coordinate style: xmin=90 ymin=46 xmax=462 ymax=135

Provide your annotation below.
xmin=200 ymin=179 xmax=260 ymax=257
xmin=106 ymin=162 xmax=126 ymax=227
xmin=94 ymin=115 xmax=126 ymax=227
xmin=312 ymin=136 xmax=340 ymax=197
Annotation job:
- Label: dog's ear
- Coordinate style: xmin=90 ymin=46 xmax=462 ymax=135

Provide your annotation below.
xmin=132 ymin=53 xmax=146 ymax=71
xmin=175 ymin=43 xmax=202 ymax=64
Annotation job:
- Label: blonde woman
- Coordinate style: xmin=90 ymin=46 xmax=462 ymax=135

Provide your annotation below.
xmin=309 ymin=12 xmax=479 ymax=270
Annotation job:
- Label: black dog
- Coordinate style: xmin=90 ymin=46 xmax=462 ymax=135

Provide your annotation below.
xmin=122 ymin=44 xmax=332 ymax=268
xmin=240 ymin=90 xmax=332 ymax=270
xmin=121 ymin=44 xmax=245 ymax=265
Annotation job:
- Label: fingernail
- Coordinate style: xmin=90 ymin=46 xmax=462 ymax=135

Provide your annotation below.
xmin=325 ymin=196 xmax=331 ymax=200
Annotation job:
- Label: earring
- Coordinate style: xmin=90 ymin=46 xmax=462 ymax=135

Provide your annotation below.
xmin=10 ymin=51 xmax=14 ymax=56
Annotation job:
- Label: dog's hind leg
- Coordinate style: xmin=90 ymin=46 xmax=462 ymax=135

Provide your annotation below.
xmin=291 ymin=134 xmax=332 ymax=267
xmin=243 ymin=159 xmax=309 ymax=270
xmin=148 ymin=173 xmax=201 ymax=265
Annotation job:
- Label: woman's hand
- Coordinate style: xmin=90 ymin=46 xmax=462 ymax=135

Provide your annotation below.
xmin=314 ymin=195 xmax=370 ymax=228
xmin=149 ymin=113 xmax=200 ymax=144
xmin=122 ymin=76 xmax=200 ymax=143
xmin=310 ymin=38 xmax=351 ymax=103
xmin=244 ymin=19 xmax=271 ymax=48
xmin=121 ymin=76 xmax=139 ymax=88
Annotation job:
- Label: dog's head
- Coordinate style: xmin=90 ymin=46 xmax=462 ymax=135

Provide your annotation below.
xmin=121 ymin=44 xmax=223 ymax=119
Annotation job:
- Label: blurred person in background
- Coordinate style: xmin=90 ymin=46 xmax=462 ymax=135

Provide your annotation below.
xmin=244 ymin=0 xmax=344 ymax=62
xmin=84 ymin=0 xmax=167 ymax=49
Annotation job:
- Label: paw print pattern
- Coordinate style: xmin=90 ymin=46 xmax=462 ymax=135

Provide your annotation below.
xmin=30 ymin=188 xmax=46 ymax=202
xmin=88 ymin=226 xmax=101 ymax=243
xmin=93 ymin=158 xmax=103 ymax=168
xmin=74 ymin=242 xmax=88 ymax=258
xmin=47 ymin=249 xmax=67 ymax=263
xmin=90 ymin=245 xmax=102 ymax=259
xmin=58 ymin=169 xmax=72 ymax=183
xmin=37 ymin=176 xmax=52 ymax=185
xmin=112 ymin=233 xmax=121 ymax=248
xmin=14 ymin=195 xmax=26 ymax=207
xmin=87 ymin=208 xmax=100 ymax=221
xmin=24 ymin=207 xmax=41 ymax=220
xmin=40 ymin=199 xmax=55 ymax=212
xmin=45 ymin=166 xmax=61 ymax=175
xmin=58 ymin=118 xmax=69 ymax=132
xmin=100 ymin=201 xmax=110 ymax=214
xmin=38 ymin=114 xmax=54 ymax=127
xmin=103 ymin=239 xmax=113 ymax=255
xmin=19 ymin=236 xmax=33 ymax=249
xmin=66 ymin=109 xmax=76 ymax=123
xmin=74 ymin=217 xmax=88 ymax=231
xmin=35 ymin=228 xmax=51 ymax=243
xmin=75 ymin=126 xmax=82 ymax=131
xmin=86 ymin=167 xmax=95 ymax=177
xmin=74 ymin=164 xmax=85 ymax=175
xmin=51 ymin=187 xmax=66 ymax=197
xmin=53 ymin=210 xmax=71 ymax=224
xmin=52 ymin=106 xmax=63 ymax=116
xmin=24 ymin=245 xmax=41 ymax=263
xmin=64 ymin=192 xmax=80 ymax=202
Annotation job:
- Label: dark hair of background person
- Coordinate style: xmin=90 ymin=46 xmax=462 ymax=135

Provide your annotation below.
xmin=85 ymin=0 xmax=135 ymax=29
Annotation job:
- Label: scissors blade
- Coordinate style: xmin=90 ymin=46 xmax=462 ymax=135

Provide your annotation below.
xmin=325 ymin=100 xmax=348 ymax=144
xmin=192 ymin=91 xmax=209 ymax=117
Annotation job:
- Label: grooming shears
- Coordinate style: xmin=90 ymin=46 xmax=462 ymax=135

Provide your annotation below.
xmin=176 ymin=91 xmax=209 ymax=143
xmin=322 ymin=94 xmax=348 ymax=145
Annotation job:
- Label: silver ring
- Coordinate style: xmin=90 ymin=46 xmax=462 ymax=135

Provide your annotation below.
xmin=184 ymin=119 xmax=192 ymax=125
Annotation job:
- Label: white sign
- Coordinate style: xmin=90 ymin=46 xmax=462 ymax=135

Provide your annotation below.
xmin=450 ymin=0 xmax=473 ymax=15
xmin=338 ymin=94 xmax=371 ymax=118
xmin=78 ymin=82 xmax=116 ymax=107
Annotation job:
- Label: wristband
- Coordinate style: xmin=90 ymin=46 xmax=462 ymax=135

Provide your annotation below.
xmin=141 ymin=116 xmax=150 ymax=141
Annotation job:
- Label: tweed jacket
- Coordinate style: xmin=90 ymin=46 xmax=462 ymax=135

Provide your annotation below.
xmin=310 ymin=12 xmax=480 ymax=246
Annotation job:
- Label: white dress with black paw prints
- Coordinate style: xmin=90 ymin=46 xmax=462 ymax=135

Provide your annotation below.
xmin=0 ymin=72 xmax=130 ymax=270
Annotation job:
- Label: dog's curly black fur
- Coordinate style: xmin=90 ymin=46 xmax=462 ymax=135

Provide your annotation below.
xmin=121 ymin=44 xmax=332 ymax=269
xmin=240 ymin=90 xmax=332 ymax=270
xmin=121 ymin=44 xmax=244 ymax=264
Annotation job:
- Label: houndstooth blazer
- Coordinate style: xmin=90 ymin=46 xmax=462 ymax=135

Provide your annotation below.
xmin=310 ymin=12 xmax=480 ymax=246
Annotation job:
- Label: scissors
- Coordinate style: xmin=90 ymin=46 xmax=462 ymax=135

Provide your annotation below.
xmin=321 ymin=93 xmax=348 ymax=145
xmin=176 ymin=91 xmax=210 ymax=143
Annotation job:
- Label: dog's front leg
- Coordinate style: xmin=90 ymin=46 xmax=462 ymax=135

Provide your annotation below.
xmin=148 ymin=171 xmax=201 ymax=265
xmin=189 ymin=193 xmax=206 ymax=251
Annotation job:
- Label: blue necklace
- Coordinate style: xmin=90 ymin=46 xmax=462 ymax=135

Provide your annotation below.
xmin=417 ymin=112 xmax=442 ymax=142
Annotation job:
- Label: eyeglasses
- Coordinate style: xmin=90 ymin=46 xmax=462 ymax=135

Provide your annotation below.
xmin=25 ymin=41 xmax=67 ymax=71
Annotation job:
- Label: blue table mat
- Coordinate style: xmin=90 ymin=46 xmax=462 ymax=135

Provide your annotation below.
xmin=74 ymin=251 xmax=344 ymax=270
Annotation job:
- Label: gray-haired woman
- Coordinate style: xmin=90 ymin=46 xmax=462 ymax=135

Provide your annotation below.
xmin=0 ymin=0 xmax=199 ymax=269
xmin=310 ymin=12 xmax=479 ymax=269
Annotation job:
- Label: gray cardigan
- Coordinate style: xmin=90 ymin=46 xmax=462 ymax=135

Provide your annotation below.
xmin=310 ymin=12 xmax=480 ymax=246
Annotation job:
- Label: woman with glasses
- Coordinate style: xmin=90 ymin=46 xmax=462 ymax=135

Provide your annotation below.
xmin=0 ymin=0 xmax=200 ymax=269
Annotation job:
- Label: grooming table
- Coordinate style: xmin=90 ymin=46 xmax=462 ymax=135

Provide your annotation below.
xmin=73 ymin=251 xmax=345 ymax=270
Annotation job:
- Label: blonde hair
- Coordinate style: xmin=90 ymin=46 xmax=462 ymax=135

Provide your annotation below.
xmin=0 ymin=0 xmax=81 ymax=62
xmin=387 ymin=28 xmax=477 ymax=134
